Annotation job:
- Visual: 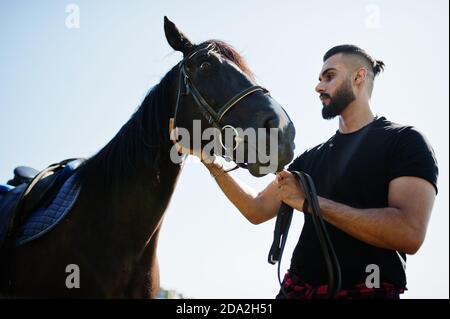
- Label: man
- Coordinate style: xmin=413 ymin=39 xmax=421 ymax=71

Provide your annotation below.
xmin=176 ymin=45 xmax=439 ymax=299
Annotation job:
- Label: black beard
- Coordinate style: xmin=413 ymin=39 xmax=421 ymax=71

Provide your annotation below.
xmin=321 ymin=79 xmax=356 ymax=120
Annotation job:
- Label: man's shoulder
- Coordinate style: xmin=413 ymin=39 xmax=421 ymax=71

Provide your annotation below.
xmin=374 ymin=116 xmax=430 ymax=144
xmin=373 ymin=116 xmax=416 ymax=134
xmin=288 ymin=137 xmax=334 ymax=170
xmin=287 ymin=116 xmax=430 ymax=170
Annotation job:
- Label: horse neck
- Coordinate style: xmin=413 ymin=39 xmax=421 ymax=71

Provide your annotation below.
xmin=77 ymin=68 xmax=182 ymax=243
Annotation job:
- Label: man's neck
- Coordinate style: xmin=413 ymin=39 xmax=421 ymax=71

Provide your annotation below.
xmin=338 ymin=100 xmax=375 ymax=134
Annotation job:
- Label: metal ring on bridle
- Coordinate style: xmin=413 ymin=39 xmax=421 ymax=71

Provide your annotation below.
xmin=219 ymin=125 xmax=240 ymax=151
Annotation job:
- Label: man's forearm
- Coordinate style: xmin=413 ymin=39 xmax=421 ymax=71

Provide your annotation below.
xmin=203 ymin=160 xmax=268 ymax=224
xmin=319 ymin=197 xmax=420 ymax=254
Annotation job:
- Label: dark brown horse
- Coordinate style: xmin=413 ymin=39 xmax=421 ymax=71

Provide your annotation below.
xmin=7 ymin=17 xmax=295 ymax=298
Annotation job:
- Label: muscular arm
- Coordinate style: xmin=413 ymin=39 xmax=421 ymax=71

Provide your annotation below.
xmin=203 ymin=160 xmax=281 ymax=225
xmin=277 ymin=170 xmax=436 ymax=255
xmin=318 ymin=176 xmax=436 ymax=255
xmin=206 ymin=159 xmax=436 ymax=255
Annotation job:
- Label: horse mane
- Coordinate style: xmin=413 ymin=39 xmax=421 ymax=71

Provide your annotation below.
xmin=202 ymin=39 xmax=255 ymax=80
xmin=76 ymin=66 xmax=177 ymax=187
xmin=76 ymin=39 xmax=252 ymax=188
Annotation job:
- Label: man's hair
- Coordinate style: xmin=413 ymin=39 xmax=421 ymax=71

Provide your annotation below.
xmin=323 ymin=45 xmax=385 ymax=96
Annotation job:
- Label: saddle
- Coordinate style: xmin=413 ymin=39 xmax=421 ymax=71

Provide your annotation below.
xmin=0 ymin=158 xmax=84 ymax=294
xmin=0 ymin=158 xmax=85 ymax=249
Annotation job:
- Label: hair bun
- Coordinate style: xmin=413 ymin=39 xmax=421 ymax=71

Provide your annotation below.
xmin=373 ymin=60 xmax=385 ymax=76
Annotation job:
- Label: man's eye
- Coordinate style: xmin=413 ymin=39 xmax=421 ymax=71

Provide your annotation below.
xmin=199 ymin=62 xmax=211 ymax=70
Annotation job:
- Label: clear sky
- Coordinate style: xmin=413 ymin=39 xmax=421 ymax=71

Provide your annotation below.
xmin=0 ymin=0 xmax=448 ymax=298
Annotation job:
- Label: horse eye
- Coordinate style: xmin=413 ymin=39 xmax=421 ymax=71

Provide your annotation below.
xmin=199 ymin=62 xmax=211 ymax=70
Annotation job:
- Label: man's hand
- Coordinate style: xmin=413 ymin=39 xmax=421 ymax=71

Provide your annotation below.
xmin=276 ymin=170 xmax=306 ymax=211
xmin=170 ymin=126 xmax=215 ymax=163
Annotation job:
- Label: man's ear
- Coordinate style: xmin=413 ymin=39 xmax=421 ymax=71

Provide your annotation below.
xmin=354 ymin=68 xmax=368 ymax=85
xmin=164 ymin=16 xmax=194 ymax=55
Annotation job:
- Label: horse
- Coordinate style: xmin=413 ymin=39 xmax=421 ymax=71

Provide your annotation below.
xmin=1 ymin=16 xmax=295 ymax=298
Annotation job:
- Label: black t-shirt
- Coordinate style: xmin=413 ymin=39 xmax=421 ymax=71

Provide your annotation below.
xmin=287 ymin=116 xmax=438 ymax=289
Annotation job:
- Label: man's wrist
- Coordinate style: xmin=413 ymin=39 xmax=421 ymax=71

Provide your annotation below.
xmin=202 ymin=157 xmax=227 ymax=178
xmin=201 ymin=154 xmax=217 ymax=166
xmin=200 ymin=153 xmax=216 ymax=164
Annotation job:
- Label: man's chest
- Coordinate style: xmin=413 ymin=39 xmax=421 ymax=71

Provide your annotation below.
xmin=302 ymin=137 xmax=392 ymax=206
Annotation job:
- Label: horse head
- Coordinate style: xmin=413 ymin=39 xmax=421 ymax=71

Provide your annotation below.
xmin=164 ymin=17 xmax=295 ymax=177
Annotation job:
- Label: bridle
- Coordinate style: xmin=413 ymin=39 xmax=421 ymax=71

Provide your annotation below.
xmin=169 ymin=44 xmax=269 ymax=142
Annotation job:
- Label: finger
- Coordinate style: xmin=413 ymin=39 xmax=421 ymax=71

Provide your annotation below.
xmin=278 ymin=170 xmax=292 ymax=179
xmin=277 ymin=177 xmax=287 ymax=186
xmin=276 ymin=187 xmax=284 ymax=200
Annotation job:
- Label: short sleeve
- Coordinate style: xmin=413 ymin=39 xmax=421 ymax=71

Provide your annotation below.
xmin=387 ymin=127 xmax=439 ymax=194
xmin=288 ymin=152 xmax=306 ymax=172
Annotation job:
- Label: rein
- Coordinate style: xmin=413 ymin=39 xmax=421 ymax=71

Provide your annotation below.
xmin=268 ymin=170 xmax=342 ymax=299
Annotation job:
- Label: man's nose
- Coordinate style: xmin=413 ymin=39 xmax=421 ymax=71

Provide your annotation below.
xmin=315 ymin=82 xmax=325 ymax=94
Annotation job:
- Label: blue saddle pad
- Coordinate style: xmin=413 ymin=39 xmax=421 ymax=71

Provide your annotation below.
xmin=0 ymin=184 xmax=25 ymax=245
xmin=15 ymin=174 xmax=81 ymax=246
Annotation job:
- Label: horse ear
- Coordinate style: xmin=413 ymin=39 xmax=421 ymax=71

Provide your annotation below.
xmin=164 ymin=16 xmax=194 ymax=55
